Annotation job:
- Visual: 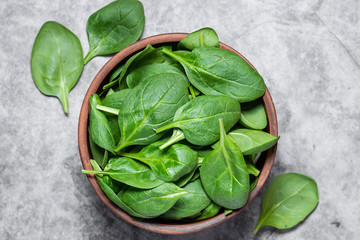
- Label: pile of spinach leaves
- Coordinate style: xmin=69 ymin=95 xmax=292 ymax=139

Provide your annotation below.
xmin=30 ymin=0 xmax=319 ymax=233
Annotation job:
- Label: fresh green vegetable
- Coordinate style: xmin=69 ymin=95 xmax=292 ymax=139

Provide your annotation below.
xmin=122 ymin=141 xmax=198 ymax=182
xmin=213 ymin=129 xmax=279 ymax=155
xmin=102 ymin=89 xmax=131 ymax=109
xmin=89 ymin=94 xmax=116 ymax=154
xmin=84 ymin=0 xmax=145 ymax=64
xmin=253 ymin=173 xmax=319 ymax=234
xmin=250 ymin=175 xmax=258 ymax=191
xmin=31 ymin=21 xmax=83 ymax=113
xmin=115 ymin=73 xmax=189 ymax=151
xmin=196 ymin=202 xmax=222 ymax=220
xmin=161 ymin=179 xmax=211 ymax=220
xmin=156 ymin=95 xmax=240 ymax=148
xmin=82 ymin=157 xmax=164 ymax=189
xmin=178 ymin=27 xmax=219 ymax=50
xmin=88 ymin=133 xmax=108 ymax=169
xmin=200 ymin=118 xmax=249 ymax=209
xmin=162 ymin=47 xmax=266 ymax=102
xmin=240 ymin=100 xmax=268 ymax=129
xmin=121 ymin=183 xmax=188 ymax=218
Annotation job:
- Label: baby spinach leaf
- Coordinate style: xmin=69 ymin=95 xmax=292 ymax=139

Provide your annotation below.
xmin=250 ymin=175 xmax=258 ymax=191
xmin=160 ymin=179 xmax=211 ymax=220
xmin=156 ymin=95 xmax=240 ymax=147
xmin=178 ymin=27 xmax=219 ymax=50
xmin=84 ymin=0 xmax=145 ymax=64
xmin=31 ymin=21 xmax=83 ymax=113
xmin=253 ymin=173 xmax=319 ymax=234
xmin=89 ymin=160 xmax=147 ymax=218
xmin=121 ymin=183 xmax=188 ymax=218
xmin=196 ymin=202 xmax=222 ymax=221
xmin=162 ymin=47 xmax=266 ymax=102
xmin=82 ymin=157 xmax=164 ymax=189
xmin=240 ymin=100 xmax=268 ymax=129
xmin=213 ymin=129 xmax=279 ymax=155
xmin=122 ymin=141 xmax=198 ymax=182
xmin=103 ymin=175 xmax=123 ymax=193
xmin=200 ymin=118 xmax=249 ymax=209
xmin=109 ymin=64 xmax=124 ymax=82
xmin=108 ymin=116 xmax=121 ymax=143
xmin=88 ymin=132 xmax=108 ymax=169
xmin=115 ymin=73 xmax=189 ymax=151
xmin=174 ymin=165 xmax=198 ymax=187
xmin=102 ymin=89 xmax=131 ymax=109
xmin=126 ymin=64 xmax=188 ymax=88
xmin=89 ymin=94 xmax=116 ymax=154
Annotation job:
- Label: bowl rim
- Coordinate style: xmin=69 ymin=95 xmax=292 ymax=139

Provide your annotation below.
xmin=78 ymin=33 xmax=278 ymax=235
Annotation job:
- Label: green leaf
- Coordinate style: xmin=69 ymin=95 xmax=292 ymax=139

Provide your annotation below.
xmin=115 ymin=73 xmax=189 ymax=151
xmin=240 ymin=100 xmax=268 ymax=129
xmin=31 ymin=21 xmax=83 ymax=113
xmin=196 ymin=202 xmax=222 ymax=220
xmin=89 ymin=160 xmax=147 ymax=218
xmin=160 ymin=179 xmax=211 ymax=220
xmin=178 ymin=27 xmax=219 ymax=50
xmin=200 ymin=118 xmax=250 ymax=209
xmin=213 ymin=128 xmax=279 ymax=155
xmin=162 ymin=47 xmax=266 ymax=102
xmin=84 ymin=0 xmax=145 ymax=64
xmin=121 ymin=183 xmax=188 ymax=218
xmin=102 ymin=89 xmax=131 ymax=109
xmin=126 ymin=63 xmax=188 ymax=88
xmin=83 ymin=157 xmax=164 ymax=189
xmin=253 ymin=173 xmax=319 ymax=234
xmin=156 ymin=95 xmax=240 ymax=147
xmin=89 ymin=94 xmax=116 ymax=154
xmin=122 ymin=141 xmax=198 ymax=182
xmin=88 ymin=132 xmax=108 ymax=169
xmin=250 ymin=175 xmax=258 ymax=191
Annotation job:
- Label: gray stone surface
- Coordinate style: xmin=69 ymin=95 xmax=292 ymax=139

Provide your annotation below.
xmin=1 ymin=0 xmax=359 ymax=239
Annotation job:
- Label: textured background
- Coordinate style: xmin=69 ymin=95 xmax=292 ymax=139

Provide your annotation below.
xmin=1 ymin=0 xmax=359 ymax=239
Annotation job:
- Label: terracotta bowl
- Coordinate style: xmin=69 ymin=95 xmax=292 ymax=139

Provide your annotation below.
xmin=78 ymin=33 xmax=278 ymax=234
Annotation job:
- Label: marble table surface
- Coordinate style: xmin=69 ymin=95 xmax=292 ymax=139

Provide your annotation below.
xmin=1 ymin=0 xmax=359 ymax=239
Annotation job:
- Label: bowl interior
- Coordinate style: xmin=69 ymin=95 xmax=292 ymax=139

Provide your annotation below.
xmin=78 ymin=33 xmax=278 ymax=234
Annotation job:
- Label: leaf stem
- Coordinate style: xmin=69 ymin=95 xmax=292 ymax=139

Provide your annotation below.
xmin=96 ymin=105 xmax=120 ymax=115
xmin=159 ymin=132 xmax=185 ymax=150
xmin=82 ymin=170 xmax=105 ymax=175
xmin=154 ymin=122 xmax=178 ymax=134
xmin=84 ymin=50 xmax=95 ymax=65
xmin=103 ymin=79 xmax=119 ymax=90
xmin=219 ymin=118 xmax=225 ymax=146
xmin=59 ymin=92 xmax=69 ymax=114
xmin=189 ymin=85 xmax=196 ymax=99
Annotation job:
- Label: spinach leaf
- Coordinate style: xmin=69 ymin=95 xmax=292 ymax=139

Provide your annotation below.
xmin=126 ymin=63 xmax=188 ymax=88
xmin=160 ymin=179 xmax=211 ymax=220
xmin=240 ymin=100 xmax=268 ymax=129
xmin=156 ymin=95 xmax=240 ymax=148
xmin=108 ymin=116 xmax=121 ymax=143
xmin=253 ymin=173 xmax=319 ymax=234
xmin=200 ymin=118 xmax=249 ymax=209
xmin=88 ymin=132 xmax=108 ymax=169
xmin=84 ymin=0 xmax=145 ymax=64
xmin=122 ymin=141 xmax=198 ymax=182
xmin=82 ymin=157 xmax=164 ymax=189
xmin=178 ymin=27 xmax=219 ymax=50
xmin=174 ymin=165 xmax=198 ymax=187
xmin=213 ymin=128 xmax=279 ymax=155
xmin=89 ymin=160 xmax=147 ymax=218
xmin=196 ymin=202 xmax=222 ymax=221
xmin=103 ymin=175 xmax=123 ymax=193
xmin=115 ymin=73 xmax=189 ymax=151
xmin=102 ymin=89 xmax=131 ymax=109
xmin=121 ymin=183 xmax=188 ymax=218
xmin=89 ymin=94 xmax=116 ymax=154
xmin=109 ymin=64 xmax=124 ymax=82
xmin=250 ymin=175 xmax=258 ymax=191
xmin=162 ymin=47 xmax=266 ymax=102
xmin=31 ymin=21 xmax=83 ymax=113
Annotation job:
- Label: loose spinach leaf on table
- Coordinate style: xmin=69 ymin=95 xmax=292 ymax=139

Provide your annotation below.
xmin=83 ymin=157 xmax=164 ymax=189
xmin=213 ymin=129 xmax=279 ymax=155
xmin=200 ymin=118 xmax=249 ymax=209
xmin=115 ymin=73 xmax=189 ymax=151
xmin=253 ymin=173 xmax=319 ymax=234
xmin=196 ymin=202 xmax=222 ymax=221
xmin=160 ymin=179 xmax=211 ymax=220
xmin=163 ymin=47 xmax=266 ymax=102
xmin=240 ymin=100 xmax=268 ymax=129
xmin=178 ymin=27 xmax=219 ymax=50
xmin=156 ymin=95 xmax=240 ymax=148
xmin=89 ymin=94 xmax=116 ymax=154
xmin=121 ymin=183 xmax=188 ymax=218
xmin=84 ymin=0 xmax=145 ymax=64
xmin=122 ymin=141 xmax=198 ymax=182
xmin=31 ymin=21 xmax=83 ymax=114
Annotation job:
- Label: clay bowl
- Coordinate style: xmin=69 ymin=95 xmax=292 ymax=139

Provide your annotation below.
xmin=78 ymin=33 xmax=278 ymax=234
